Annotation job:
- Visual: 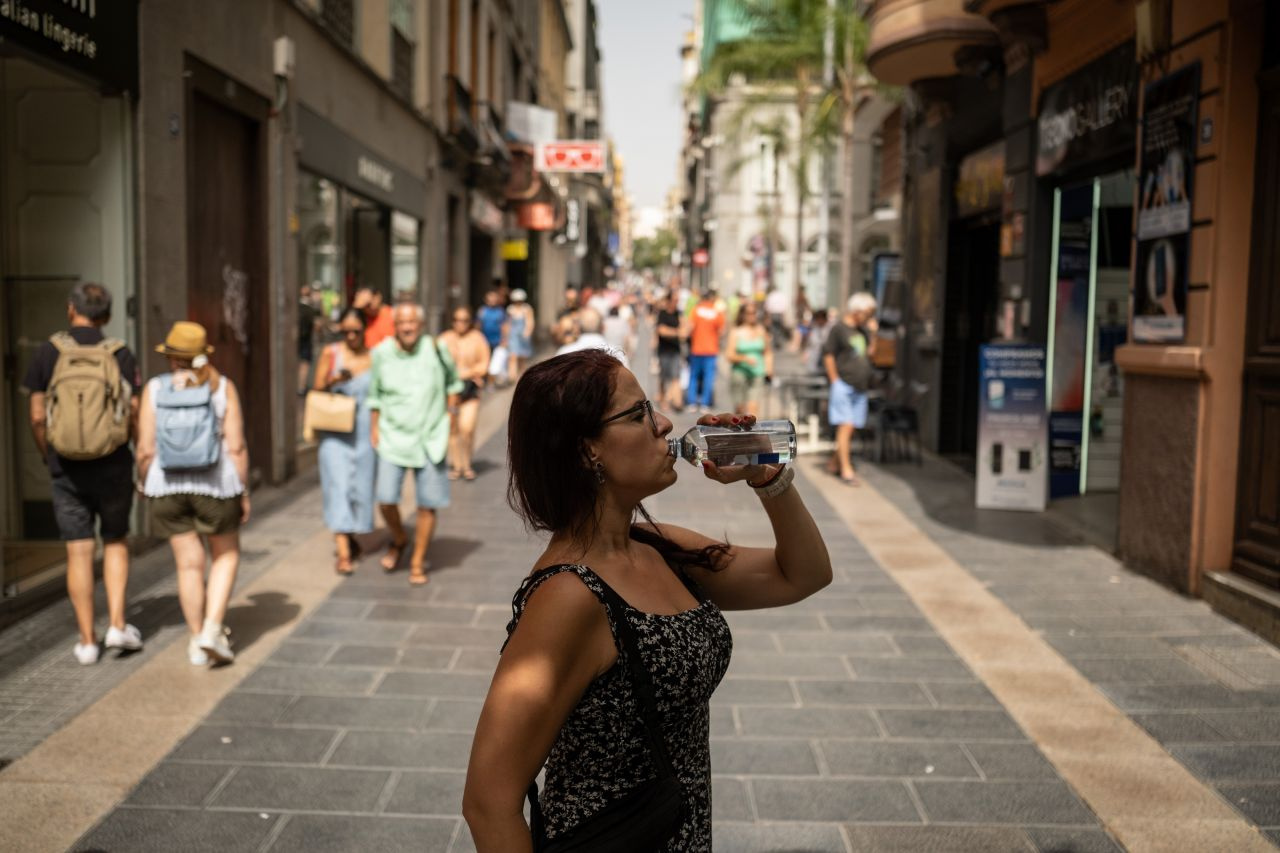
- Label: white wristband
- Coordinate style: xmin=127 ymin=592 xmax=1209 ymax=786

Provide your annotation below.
xmin=751 ymin=465 xmax=795 ymax=500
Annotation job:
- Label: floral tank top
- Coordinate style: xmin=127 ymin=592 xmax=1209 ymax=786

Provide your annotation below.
xmin=505 ymin=562 xmax=733 ymax=851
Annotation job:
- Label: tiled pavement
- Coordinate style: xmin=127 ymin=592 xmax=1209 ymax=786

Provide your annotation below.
xmin=0 ymin=472 xmax=324 ymax=764
xmin=75 ymin=419 xmax=1126 ymax=852
xmin=5 ymin=341 xmax=1277 ymax=851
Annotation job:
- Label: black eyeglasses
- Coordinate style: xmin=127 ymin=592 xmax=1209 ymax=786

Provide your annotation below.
xmin=601 ymin=399 xmax=659 ymax=436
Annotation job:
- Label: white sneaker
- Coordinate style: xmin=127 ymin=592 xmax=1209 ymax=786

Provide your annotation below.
xmin=198 ymin=621 xmax=234 ymax=664
xmin=188 ymin=637 xmax=209 ymax=666
xmin=104 ymin=624 xmax=143 ymax=651
xmin=73 ymin=642 xmax=100 ymax=665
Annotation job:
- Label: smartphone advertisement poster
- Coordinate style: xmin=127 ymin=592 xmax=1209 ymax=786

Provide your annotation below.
xmin=1134 ymin=63 xmax=1200 ymax=343
xmin=976 ymin=344 xmax=1048 ymax=512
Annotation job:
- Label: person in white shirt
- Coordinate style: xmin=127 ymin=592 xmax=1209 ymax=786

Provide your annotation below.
xmin=556 ymin=308 xmax=629 ymax=367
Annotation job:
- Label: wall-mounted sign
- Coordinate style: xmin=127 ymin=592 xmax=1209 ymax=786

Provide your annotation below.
xmin=536 ymin=140 xmax=606 ymax=174
xmin=0 ymin=0 xmax=138 ymax=92
xmin=1036 ymin=43 xmax=1137 ymax=177
xmin=501 ymin=239 xmax=529 ymax=261
xmin=297 ymin=105 xmax=426 ymax=217
xmin=954 ymin=141 xmax=1005 ymax=218
xmin=976 ymin=344 xmax=1048 ymax=512
xmin=507 ymin=101 xmax=558 ymax=145
xmin=692 ymin=248 xmax=709 ymax=268
xmin=469 ymin=194 xmax=505 ymax=235
xmin=1134 ymin=62 xmax=1200 ymax=344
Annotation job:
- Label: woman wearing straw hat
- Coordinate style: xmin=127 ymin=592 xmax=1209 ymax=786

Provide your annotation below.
xmin=136 ymin=321 xmax=249 ymax=666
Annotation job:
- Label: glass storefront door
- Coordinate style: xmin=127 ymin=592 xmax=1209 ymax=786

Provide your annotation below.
xmin=1 ymin=55 xmax=134 ymax=592
xmin=1046 ymin=168 xmax=1134 ymax=500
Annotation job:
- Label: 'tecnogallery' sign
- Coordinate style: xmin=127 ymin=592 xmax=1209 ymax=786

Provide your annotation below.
xmin=1036 ymin=43 xmax=1137 ymax=177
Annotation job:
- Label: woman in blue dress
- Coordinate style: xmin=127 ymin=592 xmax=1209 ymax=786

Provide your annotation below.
xmin=506 ymin=288 xmax=535 ymax=383
xmin=313 ymin=308 xmax=376 ymax=574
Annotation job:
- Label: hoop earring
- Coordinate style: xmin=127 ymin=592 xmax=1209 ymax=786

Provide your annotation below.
xmin=594 ymin=461 xmax=605 ymax=485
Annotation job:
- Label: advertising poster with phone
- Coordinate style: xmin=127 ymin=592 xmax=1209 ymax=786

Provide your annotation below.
xmin=1134 ymin=63 xmax=1200 ymax=343
xmin=976 ymin=344 xmax=1048 ymax=512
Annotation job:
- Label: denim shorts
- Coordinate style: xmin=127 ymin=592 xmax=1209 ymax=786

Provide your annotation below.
xmin=375 ymin=454 xmax=451 ymax=509
xmin=828 ymin=378 xmax=869 ymax=428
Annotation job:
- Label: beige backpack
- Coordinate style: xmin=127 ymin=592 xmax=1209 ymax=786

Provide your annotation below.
xmin=45 ymin=332 xmax=132 ymax=460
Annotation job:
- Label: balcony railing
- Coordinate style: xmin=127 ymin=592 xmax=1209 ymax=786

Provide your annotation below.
xmin=320 ymin=0 xmax=355 ymax=49
xmin=446 ymin=75 xmax=480 ymax=152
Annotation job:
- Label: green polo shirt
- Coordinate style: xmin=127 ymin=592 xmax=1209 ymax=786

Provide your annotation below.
xmin=367 ymin=335 xmax=464 ymax=468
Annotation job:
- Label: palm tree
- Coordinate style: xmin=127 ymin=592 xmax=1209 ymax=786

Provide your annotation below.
xmin=696 ymin=0 xmax=874 ymax=306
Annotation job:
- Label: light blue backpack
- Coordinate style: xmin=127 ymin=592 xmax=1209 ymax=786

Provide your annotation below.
xmin=154 ymin=375 xmax=221 ymax=472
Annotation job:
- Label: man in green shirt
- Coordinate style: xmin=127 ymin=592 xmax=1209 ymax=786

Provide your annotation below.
xmin=369 ymin=303 xmax=463 ymax=584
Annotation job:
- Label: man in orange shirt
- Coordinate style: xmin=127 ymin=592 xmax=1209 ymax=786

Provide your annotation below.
xmin=354 ymin=287 xmax=395 ymax=349
xmin=685 ymin=289 xmax=725 ymax=412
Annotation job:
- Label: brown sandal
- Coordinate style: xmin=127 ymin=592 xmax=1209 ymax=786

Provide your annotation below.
xmin=381 ymin=538 xmax=407 ymax=572
xmin=335 ymin=557 xmax=355 ymax=576
xmin=408 ymin=565 xmax=429 ymax=586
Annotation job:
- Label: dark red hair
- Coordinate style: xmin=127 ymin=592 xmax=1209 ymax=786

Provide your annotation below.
xmin=507 ymin=350 xmax=728 ymax=568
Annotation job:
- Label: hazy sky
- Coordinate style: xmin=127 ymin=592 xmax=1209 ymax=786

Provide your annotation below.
xmin=599 ymin=0 xmax=695 ymax=211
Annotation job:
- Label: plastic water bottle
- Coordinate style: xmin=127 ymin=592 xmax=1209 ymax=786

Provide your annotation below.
xmin=667 ymin=419 xmax=797 ymax=467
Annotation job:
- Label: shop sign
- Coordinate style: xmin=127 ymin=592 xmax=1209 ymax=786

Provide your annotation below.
xmin=976 ymin=344 xmax=1048 ymax=512
xmin=517 ymin=202 xmax=555 ymax=231
xmin=1036 ymin=43 xmax=1137 ymax=177
xmin=501 ymin=239 xmax=529 ymax=261
xmin=954 ymin=142 xmax=1004 ymax=218
xmin=507 ymin=101 xmax=558 ymax=145
xmin=297 ymin=105 xmax=426 ymax=217
xmin=536 ymin=140 xmax=606 ymax=174
xmin=0 ymin=0 xmax=138 ymax=92
xmin=692 ymin=248 xmax=709 ymax=268
xmin=1134 ymin=63 xmax=1200 ymax=344
xmin=470 ymin=194 xmax=505 ymax=235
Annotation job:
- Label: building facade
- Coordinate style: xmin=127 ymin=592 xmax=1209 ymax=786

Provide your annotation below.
xmin=867 ymin=0 xmax=1278 ymax=639
xmin=0 ymin=0 xmax=590 ymax=606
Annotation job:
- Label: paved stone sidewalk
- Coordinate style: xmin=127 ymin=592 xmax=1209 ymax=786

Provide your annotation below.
xmin=0 ymin=471 xmax=324 ymax=765
xmin=27 ymin=337 xmax=1277 ymax=851
xmin=75 ymin=410 xmax=1124 ymax=852
xmin=860 ymin=458 xmax=1280 ymax=847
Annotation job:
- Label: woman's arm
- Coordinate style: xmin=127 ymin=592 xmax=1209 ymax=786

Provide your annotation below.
xmin=725 ymin=328 xmax=742 ymax=364
xmin=764 ymin=332 xmax=775 ymax=377
xmin=135 ymin=382 xmax=155 ymax=486
xmin=464 ymin=574 xmax=615 ymax=852
xmin=638 ymin=416 xmax=831 ymax=610
xmin=312 ymin=346 xmax=333 ymax=392
xmin=221 ymin=378 xmax=251 ymax=498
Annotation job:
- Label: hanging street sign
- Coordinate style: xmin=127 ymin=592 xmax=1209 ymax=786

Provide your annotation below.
xmin=535 ymin=140 xmax=606 ymax=174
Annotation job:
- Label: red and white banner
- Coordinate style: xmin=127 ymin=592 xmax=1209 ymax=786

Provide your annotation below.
xmin=536 ymin=140 xmax=606 ymax=174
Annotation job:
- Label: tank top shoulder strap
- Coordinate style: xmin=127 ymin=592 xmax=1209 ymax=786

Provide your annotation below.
xmin=503 ymin=564 xmax=616 ymax=653
xmin=328 ymin=342 xmax=344 ymax=377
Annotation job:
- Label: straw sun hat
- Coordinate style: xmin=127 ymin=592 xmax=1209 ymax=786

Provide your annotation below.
xmin=155 ymin=321 xmax=214 ymax=358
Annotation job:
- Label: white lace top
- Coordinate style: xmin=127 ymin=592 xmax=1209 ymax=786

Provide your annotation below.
xmin=142 ymin=375 xmax=245 ymax=499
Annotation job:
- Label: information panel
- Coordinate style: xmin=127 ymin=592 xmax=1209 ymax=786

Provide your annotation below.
xmin=976 ymin=344 xmax=1048 ymax=512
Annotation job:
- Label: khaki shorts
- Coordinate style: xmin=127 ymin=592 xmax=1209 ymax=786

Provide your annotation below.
xmin=730 ymin=370 xmax=764 ymax=408
xmin=150 ymin=493 xmax=242 ymax=538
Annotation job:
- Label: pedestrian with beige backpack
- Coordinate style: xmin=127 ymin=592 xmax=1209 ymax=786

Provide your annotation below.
xmin=23 ymin=283 xmax=143 ymax=665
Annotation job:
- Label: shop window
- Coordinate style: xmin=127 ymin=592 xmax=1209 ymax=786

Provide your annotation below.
xmin=390 ymin=0 xmax=414 ymax=101
xmin=392 ymin=211 xmax=421 ymax=301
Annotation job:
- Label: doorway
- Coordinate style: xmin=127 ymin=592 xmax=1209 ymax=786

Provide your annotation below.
xmin=1233 ymin=69 xmax=1280 ymax=589
xmin=939 ymin=217 xmax=1000 ymax=462
xmin=187 ymin=87 xmax=269 ymax=485
xmin=1 ymin=55 xmax=133 ymax=590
